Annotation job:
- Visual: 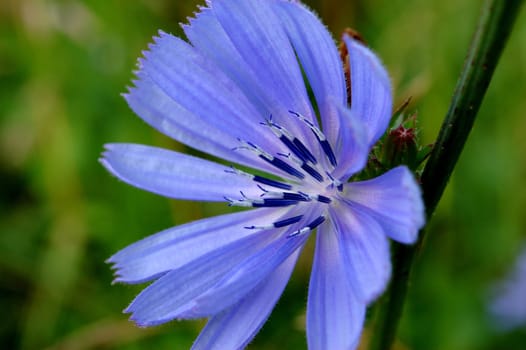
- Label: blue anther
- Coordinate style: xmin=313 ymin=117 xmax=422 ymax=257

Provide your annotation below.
xmin=288 ymin=215 xmax=326 ymax=237
xmin=300 ymin=163 xmax=324 ymax=182
xmin=263 ymin=116 xmax=317 ymax=165
xmin=279 ymin=135 xmax=310 ymax=163
xmin=282 ymin=192 xmax=310 ymax=202
xmin=273 ymin=215 xmax=303 ymax=228
xmin=313 ymin=132 xmax=338 ymax=167
xmin=261 ymin=156 xmax=305 ymax=179
xmin=308 ymin=215 xmax=326 ymax=230
xmin=316 ymin=195 xmax=332 ymax=204
xmin=253 ymin=175 xmax=292 ymax=190
xmin=292 ymin=138 xmax=317 ymax=164
xmin=252 ymin=198 xmax=299 ymax=208
xmin=288 ymin=110 xmax=337 ymax=167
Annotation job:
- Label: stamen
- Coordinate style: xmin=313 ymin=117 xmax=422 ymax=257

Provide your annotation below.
xmin=225 ymin=166 xmax=292 ymax=190
xmin=278 ymin=152 xmax=324 ymax=183
xmin=236 ymin=139 xmax=305 ymax=179
xmin=245 ymin=215 xmax=303 ymax=230
xmin=300 ymin=163 xmax=324 ymax=182
xmin=274 ymin=215 xmax=304 ymax=227
xmin=253 ymin=175 xmax=292 ymax=190
xmin=315 ymin=195 xmax=332 ymax=204
xmin=225 ymin=192 xmax=300 ymax=208
xmin=266 ymin=157 xmax=305 ymax=180
xmin=252 ymin=198 xmax=300 ymax=208
xmin=258 ymin=186 xmax=310 ymax=202
xmin=278 ymin=153 xmax=324 ymax=182
xmin=289 ymin=111 xmax=338 ymax=167
xmin=288 ymin=215 xmax=326 ymax=237
xmin=261 ymin=116 xmax=317 ymax=164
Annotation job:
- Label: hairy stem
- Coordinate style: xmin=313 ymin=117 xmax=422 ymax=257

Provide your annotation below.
xmin=369 ymin=0 xmax=524 ymax=349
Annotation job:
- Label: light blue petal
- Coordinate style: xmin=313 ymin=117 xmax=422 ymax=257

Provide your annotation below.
xmin=344 ymin=36 xmax=392 ymax=146
xmin=275 ymin=1 xmax=346 ymax=146
xmin=307 ymin=220 xmax=365 ymax=350
xmin=211 ymin=0 xmax=318 ymax=142
xmin=343 ymin=166 xmax=425 ymax=244
xmin=330 ymin=102 xmax=369 ymax=181
xmin=330 ymin=205 xmax=391 ymax=303
xmin=109 ymin=207 xmax=291 ymax=284
xmin=127 ymin=31 xmax=286 ymax=174
xmin=125 ymin=229 xmax=279 ymax=326
xmin=178 ymin=214 xmax=312 ymax=318
xmin=183 ymin=7 xmax=280 ymax=123
xmin=101 ymin=143 xmax=261 ymax=202
xmin=125 ymin=76 xmax=263 ymax=173
xmin=191 ymin=250 xmax=299 ymax=350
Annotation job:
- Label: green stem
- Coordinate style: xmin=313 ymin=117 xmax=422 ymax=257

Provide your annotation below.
xmin=369 ymin=1 xmax=524 ymax=349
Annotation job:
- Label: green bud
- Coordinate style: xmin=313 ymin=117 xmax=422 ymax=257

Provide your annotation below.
xmin=383 ymin=123 xmax=419 ymax=169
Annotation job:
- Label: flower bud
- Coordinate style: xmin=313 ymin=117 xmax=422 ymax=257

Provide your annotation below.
xmin=383 ymin=119 xmax=419 ymax=170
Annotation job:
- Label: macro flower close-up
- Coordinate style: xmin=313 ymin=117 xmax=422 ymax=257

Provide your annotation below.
xmin=101 ymin=0 xmax=425 ymax=348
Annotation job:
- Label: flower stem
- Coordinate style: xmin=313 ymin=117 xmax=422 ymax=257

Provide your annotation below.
xmin=369 ymin=0 xmax=524 ymax=349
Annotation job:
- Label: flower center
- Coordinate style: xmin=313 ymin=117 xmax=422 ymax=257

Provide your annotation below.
xmin=224 ymin=111 xmax=343 ymax=236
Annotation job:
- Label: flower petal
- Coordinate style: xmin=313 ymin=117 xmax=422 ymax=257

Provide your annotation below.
xmin=191 ymin=250 xmax=299 ymax=350
xmin=307 ymin=220 xmax=365 ymax=350
xmin=331 ymin=102 xmax=369 ymax=181
xmin=124 ymin=229 xmax=279 ymax=326
xmin=183 ymin=7 xmax=278 ymax=120
xmin=109 ymin=207 xmax=291 ymax=284
xmin=101 ymin=143 xmax=261 ymax=201
xmin=344 ymin=35 xmax=392 ymax=146
xmin=179 ymin=219 xmax=311 ymax=318
xmin=275 ymin=1 xmax=346 ymax=145
xmin=211 ymin=0 xmax=318 ymax=140
xmin=127 ymin=31 xmax=287 ymax=174
xmin=330 ymin=205 xmax=391 ymax=303
xmin=343 ymin=166 xmax=425 ymax=244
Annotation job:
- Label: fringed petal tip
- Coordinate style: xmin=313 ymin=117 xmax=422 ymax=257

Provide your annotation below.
xmin=183 ymin=4 xmax=211 ymax=28
xmin=99 ymin=157 xmax=119 ymax=182
xmin=155 ymin=29 xmax=170 ymax=40
xmin=110 ymin=269 xmax=167 ymax=286
xmin=139 ymin=31 xmax=176 ymax=64
xmin=127 ymin=314 xmax=164 ymax=328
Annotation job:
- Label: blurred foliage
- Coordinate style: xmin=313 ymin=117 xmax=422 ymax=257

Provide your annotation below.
xmin=0 ymin=0 xmax=525 ymax=349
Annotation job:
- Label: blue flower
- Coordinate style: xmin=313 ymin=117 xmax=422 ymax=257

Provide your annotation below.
xmin=489 ymin=245 xmax=526 ymax=331
xmin=101 ymin=0 xmax=425 ymax=349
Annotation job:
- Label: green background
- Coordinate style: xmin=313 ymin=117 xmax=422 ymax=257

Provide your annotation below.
xmin=1 ymin=0 xmax=525 ymax=349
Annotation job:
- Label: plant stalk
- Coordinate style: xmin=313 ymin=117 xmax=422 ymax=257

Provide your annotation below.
xmin=369 ymin=1 xmax=524 ymax=349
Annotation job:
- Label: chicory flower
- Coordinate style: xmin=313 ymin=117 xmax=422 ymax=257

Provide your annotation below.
xmin=102 ymin=0 xmax=425 ymax=348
